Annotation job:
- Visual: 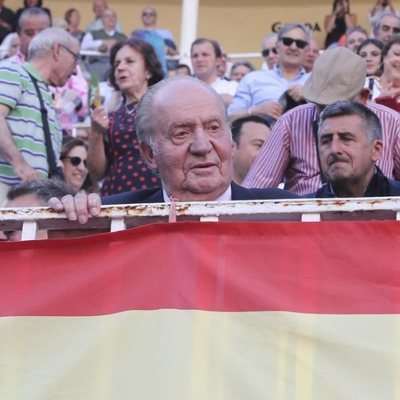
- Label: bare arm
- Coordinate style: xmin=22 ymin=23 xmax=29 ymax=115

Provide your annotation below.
xmin=87 ymin=106 xmax=109 ymax=181
xmin=0 ymin=104 xmax=40 ymax=180
xmin=324 ymin=14 xmax=338 ymax=33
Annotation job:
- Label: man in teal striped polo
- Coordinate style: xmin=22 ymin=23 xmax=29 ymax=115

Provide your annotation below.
xmin=0 ymin=27 xmax=80 ymax=204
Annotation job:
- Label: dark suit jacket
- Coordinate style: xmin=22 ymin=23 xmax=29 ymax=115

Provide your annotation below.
xmin=310 ymin=167 xmax=400 ymax=198
xmin=102 ymin=182 xmax=298 ymax=205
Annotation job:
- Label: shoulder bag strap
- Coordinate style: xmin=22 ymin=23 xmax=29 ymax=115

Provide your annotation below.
xmin=26 ymin=71 xmax=58 ymax=177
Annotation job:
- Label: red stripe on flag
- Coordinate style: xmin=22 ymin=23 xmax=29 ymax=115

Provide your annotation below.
xmin=1 ymin=221 xmax=400 ymax=316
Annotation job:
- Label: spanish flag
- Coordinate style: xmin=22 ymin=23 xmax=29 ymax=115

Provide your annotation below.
xmin=1 ymin=221 xmax=400 ymax=399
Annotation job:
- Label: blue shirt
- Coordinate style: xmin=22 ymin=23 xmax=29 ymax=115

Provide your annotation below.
xmin=228 ymin=65 xmax=310 ymax=114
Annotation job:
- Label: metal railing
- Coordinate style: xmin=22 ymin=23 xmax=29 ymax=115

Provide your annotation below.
xmin=1 ymin=197 xmax=400 ymax=241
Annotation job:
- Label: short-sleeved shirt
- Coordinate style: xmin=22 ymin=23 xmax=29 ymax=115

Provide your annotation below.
xmin=0 ymin=61 xmax=62 ymax=184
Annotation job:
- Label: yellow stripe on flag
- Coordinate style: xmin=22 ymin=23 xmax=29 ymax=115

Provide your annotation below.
xmin=1 ymin=310 xmax=400 ymax=400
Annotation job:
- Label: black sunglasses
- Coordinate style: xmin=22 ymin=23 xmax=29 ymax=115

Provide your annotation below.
xmin=261 ymin=48 xmax=278 ymax=57
xmin=62 ymin=156 xmax=87 ymax=167
xmin=281 ymin=37 xmax=308 ymax=49
xmin=142 ymin=12 xmax=156 ymax=16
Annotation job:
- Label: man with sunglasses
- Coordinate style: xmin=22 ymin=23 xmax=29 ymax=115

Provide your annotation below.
xmin=228 ymin=23 xmax=310 ymax=122
xmin=140 ymin=6 xmax=178 ymax=59
xmin=261 ymin=34 xmax=279 ymax=70
xmin=0 ymin=27 xmax=80 ymax=204
xmin=243 ymin=47 xmax=400 ymax=196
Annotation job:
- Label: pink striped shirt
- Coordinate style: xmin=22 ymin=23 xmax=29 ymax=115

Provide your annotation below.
xmin=243 ymin=102 xmax=400 ymax=195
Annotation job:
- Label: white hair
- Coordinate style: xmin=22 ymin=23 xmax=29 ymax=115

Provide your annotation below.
xmin=28 ymin=27 xmax=78 ymax=59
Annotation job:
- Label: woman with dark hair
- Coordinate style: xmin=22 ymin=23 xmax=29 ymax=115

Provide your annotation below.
xmin=16 ymin=0 xmax=52 ymax=23
xmin=324 ymin=0 xmax=357 ymax=48
xmin=374 ymin=34 xmax=400 ymax=111
xmin=357 ymin=38 xmax=384 ymax=100
xmin=65 ymin=8 xmax=85 ymax=43
xmin=357 ymin=38 xmax=384 ymax=76
xmin=87 ymin=38 xmax=164 ymax=195
xmin=60 ymin=137 xmax=99 ymax=194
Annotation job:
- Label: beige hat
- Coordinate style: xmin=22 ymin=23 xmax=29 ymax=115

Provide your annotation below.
xmin=302 ymin=47 xmax=367 ymax=106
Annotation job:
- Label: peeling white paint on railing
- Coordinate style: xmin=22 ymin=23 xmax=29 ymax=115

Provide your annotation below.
xmin=1 ymin=197 xmax=400 ymax=241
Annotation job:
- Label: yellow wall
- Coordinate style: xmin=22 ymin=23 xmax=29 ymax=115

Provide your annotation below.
xmin=6 ymin=0 xmax=381 ymax=53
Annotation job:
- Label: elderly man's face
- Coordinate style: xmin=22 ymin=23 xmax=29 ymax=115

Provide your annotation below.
xmin=101 ymin=9 xmax=117 ymax=30
xmin=142 ymin=80 xmax=233 ymax=202
xmin=319 ymin=115 xmax=382 ymax=190
xmin=377 ymin=15 xmax=400 ymax=43
xmin=93 ymin=0 xmax=107 ymax=17
xmin=50 ymin=41 xmax=80 ymax=87
xmin=19 ymin=14 xmax=50 ymax=57
xmin=346 ymin=31 xmax=368 ymax=52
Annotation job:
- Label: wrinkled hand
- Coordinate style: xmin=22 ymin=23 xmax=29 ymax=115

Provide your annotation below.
xmin=48 ymin=192 xmax=102 ymax=224
xmin=252 ymin=101 xmax=283 ymax=120
xmin=287 ymin=84 xmax=305 ymax=103
xmin=91 ymin=106 xmax=109 ymax=134
xmin=14 ymin=161 xmax=41 ymax=181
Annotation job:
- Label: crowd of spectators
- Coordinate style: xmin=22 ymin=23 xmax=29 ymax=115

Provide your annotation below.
xmin=0 ymin=0 xmax=400 ymax=240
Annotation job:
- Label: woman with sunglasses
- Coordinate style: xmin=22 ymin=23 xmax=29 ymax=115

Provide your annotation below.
xmin=60 ymin=137 xmax=98 ymax=194
xmin=88 ymin=38 xmax=164 ymax=195
xmin=324 ymin=0 xmax=357 ymax=48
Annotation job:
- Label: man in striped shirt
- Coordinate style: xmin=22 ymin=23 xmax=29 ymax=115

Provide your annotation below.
xmin=0 ymin=27 xmax=80 ymax=204
xmin=243 ymin=47 xmax=400 ymax=196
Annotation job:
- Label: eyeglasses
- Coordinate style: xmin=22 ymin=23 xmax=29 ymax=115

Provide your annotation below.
xmin=142 ymin=12 xmax=156 ymax=16
xmin=280 ymin=37 xmax=308 ymax=49
xmin=60 ymin=44 xmax=81 ymax=64
xmin=62 ymin=156 xmax=87 ymax=167
xmin=261 ymin=48 xmax=278 ymax=57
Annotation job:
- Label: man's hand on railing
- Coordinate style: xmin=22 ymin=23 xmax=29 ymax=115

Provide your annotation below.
xmin=48 ymin=193 xmax=102 ymax=224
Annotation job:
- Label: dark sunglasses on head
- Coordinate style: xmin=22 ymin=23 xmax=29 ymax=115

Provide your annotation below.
xmin=281 ymin=37 xmax=308 ymax=49
xmin=261 ymin=47 xmax=278 ymax=57
xmin=62 ymin=156 xmax=87 ymax=167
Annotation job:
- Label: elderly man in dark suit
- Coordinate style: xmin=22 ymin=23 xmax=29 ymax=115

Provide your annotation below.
xmin=50 ymin=76 xmax=296 ymax=223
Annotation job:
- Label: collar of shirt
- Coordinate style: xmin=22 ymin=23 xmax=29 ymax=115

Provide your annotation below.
xmin=105 ymin=30 xmax=116 ymax=36
xmin=162 ymin=185 xmax=232 ymax=203
xmin=274 ymin=63 xmax=307 ymax=80
xmin=22 ymin=62 xmax=46 ymax=83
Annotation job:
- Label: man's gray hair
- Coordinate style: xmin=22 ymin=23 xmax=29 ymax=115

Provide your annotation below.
xmin=319 ymin=100 xmax=382 ymax=142
xmin=373 ymin=12 xmax=400 ymax=37
xmin=7 ymin=179 xmax=74 ymax=206
xmin=28 ymin=27 xmax=78 ymax=59
xmin=17 ymin=7 xmax=50 ymax=33
xmin=135 ymin=75 xmax=228 ymax=149
xmin=262 ymin=33 xmax=277 ymax=48
xmin=277 ymin=23 xmax=311 ymax=44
